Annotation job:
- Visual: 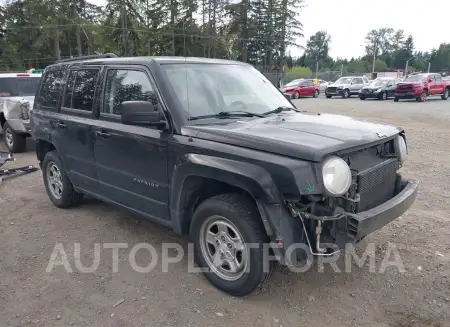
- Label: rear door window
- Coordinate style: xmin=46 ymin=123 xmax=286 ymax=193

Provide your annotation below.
xmin=37 ymin=70 xmax=66 ymax=108
xmin=0 ymin=76 xmax=41 ymax=97
xmin=62 ymin=69 xmax=99 ymax=111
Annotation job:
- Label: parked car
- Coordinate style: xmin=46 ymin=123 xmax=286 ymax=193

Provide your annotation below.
xmin=280 ymin=79 xmax=320 ymax=99
xmin=318 ymin=79 xmax=330 ymax=92
xmin=31 ymin=54 xmax=419 ymax=296
xmin=325 ymin=76 xmax=370 ymax=98
xmin=0 ymin=72 xmax=42 ymax=152
xmin=358 ymin=77 xmax=398 ymax=100
xmin=394 ymin=73 xmax=450 ymax=102
xmin=443 ymin=76 xmax=450 ymax=81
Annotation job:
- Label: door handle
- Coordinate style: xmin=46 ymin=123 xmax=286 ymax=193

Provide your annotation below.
xmin=95 ymin=131 xmax=111 ymax=139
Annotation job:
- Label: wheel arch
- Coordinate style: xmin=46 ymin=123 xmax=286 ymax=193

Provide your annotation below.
xmin=169 ymin=155 xmax=280 ymax=235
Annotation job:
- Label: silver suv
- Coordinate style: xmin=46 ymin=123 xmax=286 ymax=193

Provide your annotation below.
xmin=325 ymin=76 xmax=370 ymax=99
xmin=0 ymin=72 xmax=41 ymax=152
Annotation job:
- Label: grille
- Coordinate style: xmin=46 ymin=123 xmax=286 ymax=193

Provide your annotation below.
xmin=357 ymin=159 xmax=398 ymax=212
xmin=327 ymin=87 xmax=337 ymax=93
xmin=399 ymin=84 xmax=412 ymax=90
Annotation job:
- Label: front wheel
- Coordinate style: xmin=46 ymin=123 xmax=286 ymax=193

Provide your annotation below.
xmin=325 ymin=94 xmax=332 ymax=98
xmin=380 ymin=92 xmax=387 ymax=100
xmin=190 ymin=193 xmax=273 ymax=297
xmin=359 ymin=97 xmax=366 ymax=100
xmin=294 ymin=92 xmax=300 ymax=99
xmin=394 ymin=97 xmax=399 ymax=102
xmin=342 ymin=89 xmax=350 ymax=99
xmin=441 ymin=88 xmax=449 ymax=100
xmin=313 ymin=90 xmax=319 ymax=98
xmin=417 ymin=91 xmax=427 ymax=102
xmin=2 ymin=122 xmax=27 ymax=153
xmin=42 ymin=151 xmax=83 ymax=208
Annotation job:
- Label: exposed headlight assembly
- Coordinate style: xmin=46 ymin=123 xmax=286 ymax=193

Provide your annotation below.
xmin=322 ymin=156 xmax=352 ymax=196
xmin=20 ymin=102 xmax=30 ymax=120
xmin=394 ymin=135 xmax=408 ymax=164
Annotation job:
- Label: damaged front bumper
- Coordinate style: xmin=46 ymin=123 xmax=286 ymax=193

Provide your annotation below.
xmin=259 ymin=178 xmax=419 ymax=265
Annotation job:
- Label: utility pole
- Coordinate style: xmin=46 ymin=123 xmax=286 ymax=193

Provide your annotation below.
xmin=316 ymin=61 xmax=319 ymax=77
xmin=372 ymin=43 xmax=376 ymax=74
xmin=428 ymin=62 xmax=431 ymax=73
xmin=405 ymin=57 xmax=414 ymax=77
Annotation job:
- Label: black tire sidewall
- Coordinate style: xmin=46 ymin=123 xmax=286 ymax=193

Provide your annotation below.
xmin=42 ymin=151 xmax=77 ymax=208
xmin=190 ymin=196 xmax=268 ymax=296
xmin=3 ymin=122 xmax=26 ymax=153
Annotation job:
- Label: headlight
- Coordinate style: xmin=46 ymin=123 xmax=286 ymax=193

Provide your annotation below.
xmin=394 ymin=135 xmax=408 ymax=164
xmin=322 ymin=156 xmax=352 ymax=196
xmin=376 ymin=88 xmax=382 ymax=93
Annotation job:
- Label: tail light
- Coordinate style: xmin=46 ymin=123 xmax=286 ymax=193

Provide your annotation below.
xmin=16 ymin=73 xmax=30 ymax=77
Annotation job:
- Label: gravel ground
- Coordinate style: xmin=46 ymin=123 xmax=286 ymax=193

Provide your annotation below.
xmin=1 ymin=95 xmax=450 ymax=327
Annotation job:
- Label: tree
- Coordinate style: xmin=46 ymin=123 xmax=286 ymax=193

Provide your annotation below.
xmin=304 ymin=30 xmax=331 ymax=70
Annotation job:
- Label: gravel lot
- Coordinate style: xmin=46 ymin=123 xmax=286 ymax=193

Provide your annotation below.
xmin=1 ymin=96 xmax=450 ymax=327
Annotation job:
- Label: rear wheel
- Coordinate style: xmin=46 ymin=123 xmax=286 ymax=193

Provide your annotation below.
xmin=325 ymin=94 xmax=332 ymax=98
xmin=441 ymin=88 xmax=449 ymax=100
xmin=3 ymin=122 xmax=27 ymax=153
xmin=190 ymin=193 xmax=274 ymax=297
xmin=359 ymin=97 xmax=366 ymax=100
xmin=42 ymin=151 xmax=83 ymax=208
xmin=394 ymin=97 xmax=399 ymax=102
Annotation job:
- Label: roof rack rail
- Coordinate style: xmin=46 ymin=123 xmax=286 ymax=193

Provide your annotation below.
xmin=55 ymin=53 xmax=119 ymax=64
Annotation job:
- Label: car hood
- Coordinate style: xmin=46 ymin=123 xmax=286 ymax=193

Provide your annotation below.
xmin=396 ymin=82 xmax=423 ymax=87
xmin=181 ymin=112 xmax=402 ymax=162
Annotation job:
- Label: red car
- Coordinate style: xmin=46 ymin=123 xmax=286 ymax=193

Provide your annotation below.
xmin=394 ymin=73 xmax=450 ymax=102
xmin=279 ymin=79 xmax=320 ymax=99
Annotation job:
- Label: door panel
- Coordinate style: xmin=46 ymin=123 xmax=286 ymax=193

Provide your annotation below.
xmin=93 ymin=67 xmax=170 ymax=220
xmin=93 ymin=122 xmax=170 ymax=219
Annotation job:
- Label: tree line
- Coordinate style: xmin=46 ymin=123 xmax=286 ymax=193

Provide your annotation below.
xmin=0 ymin=0 xmax=304 ymax=72
xmin=292 ymin=28 xmax=450 ymax=76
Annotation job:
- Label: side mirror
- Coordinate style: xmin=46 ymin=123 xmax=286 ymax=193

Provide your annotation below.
xmin=120 ymin=100 xmax=165 ymax=126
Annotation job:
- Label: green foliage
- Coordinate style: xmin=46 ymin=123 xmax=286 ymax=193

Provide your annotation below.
xmin=284 ymin=65 xmax=312 ymax=82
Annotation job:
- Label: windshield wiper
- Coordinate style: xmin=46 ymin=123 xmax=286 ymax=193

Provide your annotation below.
xmin=262 ymin=106 xmax=296 ymax=116
xmin=188 ymin=111 xmax=264 ymax=121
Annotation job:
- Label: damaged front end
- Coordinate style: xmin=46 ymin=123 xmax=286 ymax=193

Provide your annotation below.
xmin=264 ymin=135 xmax=419 ymax=266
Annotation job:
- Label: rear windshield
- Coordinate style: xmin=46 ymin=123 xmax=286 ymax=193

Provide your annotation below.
xmin=0 ymin=77 xmax=41 ymax=97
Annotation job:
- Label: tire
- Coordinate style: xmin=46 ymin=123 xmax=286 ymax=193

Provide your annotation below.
xmin=441 ymin=88 xmax=449 ymax=100
xmin=416 ymin=91 xmax=427 ymax=102
xmin=325 ymin=94 xmax=332 ymax=98
xmin=3 ymin=122 xmax=26 ymax=153
xmin=190 ymin=193 xmax=274 ymax=297
xmin=342 ymin=89 xmax=350 ymax=99
xmin=359 ymin=97 xmax=366 ymax=100
xmin=294 ymin=92 xmax=300 ymax=99
xmin=394 ymin=97 xmax=399 ymax=102
xmin=313 ymin=90 xmax=319 ymax=98
xmin=42 ymin=150 xmax=83 ymax=208
xmin=380 ymin=92 xmax=387 ymax=100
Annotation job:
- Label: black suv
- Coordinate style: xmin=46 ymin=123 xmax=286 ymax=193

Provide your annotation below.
xmin=30 ymin=54 xmax=419 ymax=296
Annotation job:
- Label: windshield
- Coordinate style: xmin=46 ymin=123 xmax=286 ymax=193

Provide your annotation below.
xmin=162 ymin=63 xmax=294 ymax=120
xmin=404 ymin=75 xmax=427 ymax=82
xmin=284 ymin=79 xmax=302 ymax=87
xmin=335 ymin=77 xmax=352 ymax=84
xmin=0 ymin=77 xmax=41 ymax=97
xmin=370 ymin=79 xmax=391 ymax=87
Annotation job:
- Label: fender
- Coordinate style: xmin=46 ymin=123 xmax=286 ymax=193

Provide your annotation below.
xmin=170 ymin=153 xmax=281 ymax=234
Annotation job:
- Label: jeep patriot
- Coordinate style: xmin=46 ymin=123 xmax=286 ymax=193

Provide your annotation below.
xmin=30 ymin=54 xmax=419 ymax=296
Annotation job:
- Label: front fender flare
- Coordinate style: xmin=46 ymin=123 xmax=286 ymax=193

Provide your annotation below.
xmin=170 ymin=154 xmax=281 ymax=234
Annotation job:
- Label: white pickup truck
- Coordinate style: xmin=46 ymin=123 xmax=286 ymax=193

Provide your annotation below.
xmin=0 ymin=72 xmax=42 ymax=152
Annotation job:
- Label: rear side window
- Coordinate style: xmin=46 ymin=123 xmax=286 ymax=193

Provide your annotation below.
xmin=37 ymin=70 xmax=66 ymax=108
xmin=63 ymin=69 xmax=99 ymax=111
xmin=0 ymin=77 xmax=41 ymax=97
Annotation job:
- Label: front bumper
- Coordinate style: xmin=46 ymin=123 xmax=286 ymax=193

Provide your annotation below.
xmin=263 ymin=178 xmax=419 ymax=265
xmin=359 ymin=91 xmax=381 ymax=98
xmin=325 ymin=89 xmax=343 ymax=96
xmin=345 ymin=178 xmax=419 ymax=241
xmin=395 ymin=91 xmax=421 ymax=99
